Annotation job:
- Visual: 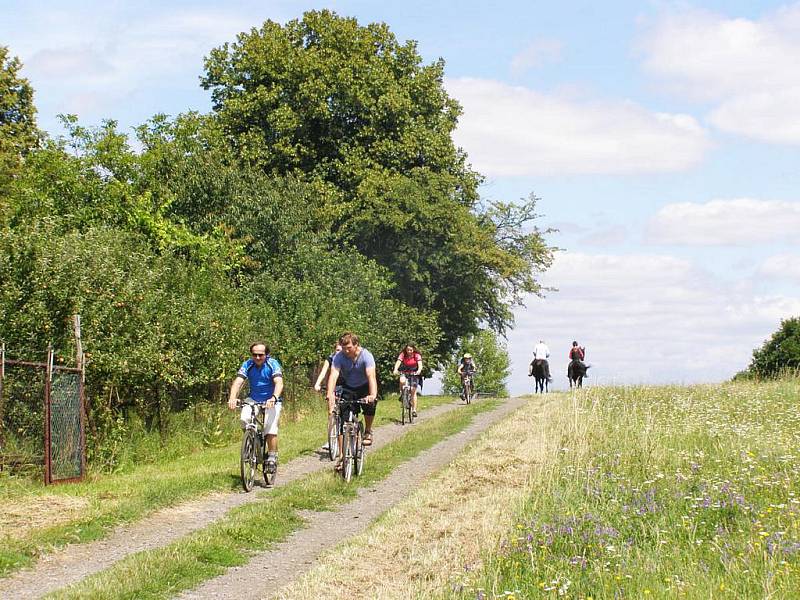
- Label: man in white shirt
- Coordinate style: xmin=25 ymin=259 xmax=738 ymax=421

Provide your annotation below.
xmin=532 ymin=340 xmax=552 ymax=381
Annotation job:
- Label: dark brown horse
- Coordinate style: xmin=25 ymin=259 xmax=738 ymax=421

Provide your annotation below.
xmin=567 ymin=359 xmax=589 ymax=389
xmin=529 ymin=359 xmax=549 ymax=393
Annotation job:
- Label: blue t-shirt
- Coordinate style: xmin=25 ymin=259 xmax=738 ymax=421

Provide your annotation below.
xmin=237 ymin=357 xmax=283 ymax=402
xmin=332 ymin=348 xmax=375 ymax=388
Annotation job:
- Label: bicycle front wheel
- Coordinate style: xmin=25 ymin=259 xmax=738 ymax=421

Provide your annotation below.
xmin=342 ymin=426 xmax=354 ymax=482
xmin=240 ymin=430 xmax=257 ymax=492
xmin=407 ymin=394 xmax=414 ymax=424
xmin=465 ymin=381 xmax=472 ymax=404
xmin=355 ymin=421 xmax=365 ymax=476
xmin=401 ymin=389 xmax=408 ymax=425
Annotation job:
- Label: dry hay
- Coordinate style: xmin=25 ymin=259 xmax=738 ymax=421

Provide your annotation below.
xmin=0 ymin=494 xmax=91 ymax=541
xmin=278 ymin=394 xmax=564 ymax=599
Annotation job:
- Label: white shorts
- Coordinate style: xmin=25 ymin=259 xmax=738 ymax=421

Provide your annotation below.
xmin=240 ymin=401 xmax=282 ymax=435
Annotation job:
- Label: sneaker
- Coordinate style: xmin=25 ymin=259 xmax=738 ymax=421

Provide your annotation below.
xmin=265 ymin=459 xmax=277 ymax=474
xmin=412 ymin=410 xmax=417 ymax=418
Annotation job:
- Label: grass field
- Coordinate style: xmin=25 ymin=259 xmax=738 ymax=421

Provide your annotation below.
xmin=278 ymin=380 xmax=800 ymax=599
xmin=462 ymin=379 xmax=800 ymax=599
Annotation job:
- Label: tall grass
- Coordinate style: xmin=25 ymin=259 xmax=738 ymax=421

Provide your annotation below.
xmin=462 ymin=379 xmax=800 ymax=598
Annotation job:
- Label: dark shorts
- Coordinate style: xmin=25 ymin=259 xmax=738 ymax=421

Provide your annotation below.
xmin=338 ymin=383 xmax=377 ymax=430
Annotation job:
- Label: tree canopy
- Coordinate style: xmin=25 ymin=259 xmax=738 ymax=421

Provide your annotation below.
xmin=202 ymin=10 xmax=554 ymax=353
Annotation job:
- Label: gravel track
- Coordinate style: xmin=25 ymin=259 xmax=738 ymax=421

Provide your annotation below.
xmin=0 ymin=399 xmax=468 ymax=600
xmin=178 ymin=395 xmax=528 ymax=600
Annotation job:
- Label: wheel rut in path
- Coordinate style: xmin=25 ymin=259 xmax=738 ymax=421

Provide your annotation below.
xmin=178 ymin=395 xmax=529 ymax=600
xmin=0 ymin=399 xmax=467 ymax=600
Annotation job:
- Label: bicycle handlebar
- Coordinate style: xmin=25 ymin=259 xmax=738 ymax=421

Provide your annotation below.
xmin=335 ymin=395 xmax=372 ymax=404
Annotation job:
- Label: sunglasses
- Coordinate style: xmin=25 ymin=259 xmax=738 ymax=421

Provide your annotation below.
xmin=251 ymin=352 xmax=266 ymax=358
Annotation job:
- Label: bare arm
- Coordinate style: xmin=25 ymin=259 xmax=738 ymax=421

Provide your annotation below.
xmin=392 ymin=359 xmax=402 ymax=375
xmin=366 ymin=366 xmax=378 ymax=401
xmin=416 ymin=359 xmax=423 ymax=376
xmin=326 ymin=365 xmax=341 ymax=413
xmin=228 ymin=376 xmax=245 ymax=410
xmin=314 ymin=360 xmax=330 ymax=391
xmin=266 ymin=375 xmax=284 ymax=408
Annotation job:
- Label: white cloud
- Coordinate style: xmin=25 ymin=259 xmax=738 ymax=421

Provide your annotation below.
xmin=759 ymin=254 xmax=800 ymax=283
xmin=11 ymin=5 xmax=267 ymax=129
xmin=646 ymin=198 xmax=800 ymax=246
xmin=446 ymin=78 xmax=710 ymax=177
xmin=510 ymin=38 xmax=563 ymax=75
xmin=505 ymin=251 xmax=800 ymax=394
xmin=640 ymin=5 xmax=800 ymax=143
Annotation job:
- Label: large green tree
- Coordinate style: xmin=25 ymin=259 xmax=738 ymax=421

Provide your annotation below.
xmin=0 ymin=46 xmax=39 ymax=197
xmin=201 ymin=10 xmax=554 ymax=356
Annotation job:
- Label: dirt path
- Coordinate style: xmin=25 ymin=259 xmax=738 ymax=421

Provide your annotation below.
xmin=177 ymin=395 xmax=530 ymax=600
xmin=0 ymin=399 xmax=468 ymax=600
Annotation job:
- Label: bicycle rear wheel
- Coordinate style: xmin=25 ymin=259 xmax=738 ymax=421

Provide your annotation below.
xmin=327 ymin=413 xmax=339 ymax=461
xmin=355 ymin=422 xmax=365 ymax=475
xmin=240 ymin=430 xmax=257 ymax=492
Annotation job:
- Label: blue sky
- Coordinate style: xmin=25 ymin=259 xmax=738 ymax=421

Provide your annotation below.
xmin=4 ymin=1 xmax=800 ymax=393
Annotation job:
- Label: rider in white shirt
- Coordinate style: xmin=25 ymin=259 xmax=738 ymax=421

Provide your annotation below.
xmin=533 ymin=341 xmax=550 ymax=360
xmin=532 ymin=340 xmax=552 ymax=381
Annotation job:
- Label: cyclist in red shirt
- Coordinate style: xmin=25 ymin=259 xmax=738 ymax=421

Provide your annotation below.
xmin=393 ymin=344 xmax=423 ymax=417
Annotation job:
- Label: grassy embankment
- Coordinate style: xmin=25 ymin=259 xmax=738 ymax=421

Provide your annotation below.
xmin=0 ymin=393 xmax=456 ymax=577
xmin=465 ymin=379 xmax=800 ymax=598
xmin=45 ymin=398 xmax=500 ymax=599
xmin=279 ymin=380 xmax=800 ymax=599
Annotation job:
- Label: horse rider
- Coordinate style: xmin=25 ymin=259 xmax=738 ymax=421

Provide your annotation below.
xmin=532 ymin=340 xmax=552 ymax=382
xmin=568 ymin=341 xmax=588 ymax=377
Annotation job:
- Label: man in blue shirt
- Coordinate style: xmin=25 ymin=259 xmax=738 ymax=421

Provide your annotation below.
xmin=326 ymin=332 xmax=378 ymax=449
xmin=228 ymin=342 xmax=284 ymax=475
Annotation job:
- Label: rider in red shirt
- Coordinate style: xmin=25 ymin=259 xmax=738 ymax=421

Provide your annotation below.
xmin=569 ymin=341 xmax=585 ymax=361
xmin=393 ymin=344 xmax=423 ymax=418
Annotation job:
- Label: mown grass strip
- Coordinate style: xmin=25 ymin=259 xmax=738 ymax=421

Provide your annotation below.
xmin=459 ymin=380 xmax=800 ymax=599
xmin=46 ymin=399 xmax=500 ymax=599
xmin=0 ymin=394 xmax=456 ymax=578
xmin=276 ymin=393 xmax=556 ymax=600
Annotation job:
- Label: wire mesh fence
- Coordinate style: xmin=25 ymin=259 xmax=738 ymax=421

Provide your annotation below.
xmin=48 ymin=369 xmax=84 ymax=482
xmin=0 ymin=345 xmax=85 ymax=483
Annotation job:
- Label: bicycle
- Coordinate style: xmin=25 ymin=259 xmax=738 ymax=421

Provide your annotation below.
xmin=238 ymin=399 xmax=277 ymax=491
xmin=461 ymin=372 xmax=476 ymax=404
xmin=335 ymin=391 xmax=370 ymax=482
xmin=399 ymin=373 xmax=418 ymax=425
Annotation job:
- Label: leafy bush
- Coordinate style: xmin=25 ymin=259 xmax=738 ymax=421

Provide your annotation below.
xmin=441 ymin=329 xmax=510 ymax=396
xmin=740 ymin=316 xmax=800 ymax=379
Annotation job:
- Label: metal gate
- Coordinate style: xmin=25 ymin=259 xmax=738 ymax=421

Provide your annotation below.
xmin=0 ymin=345 xmax=86 ymax=484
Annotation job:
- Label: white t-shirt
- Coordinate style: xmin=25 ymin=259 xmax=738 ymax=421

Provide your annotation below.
xmin=533 ymin=342 xmax=550 ymax=360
